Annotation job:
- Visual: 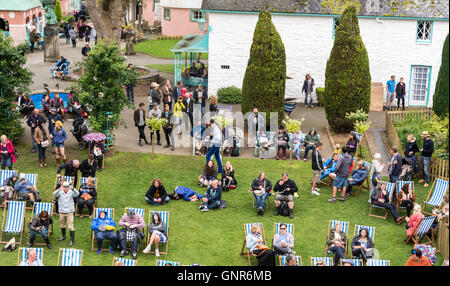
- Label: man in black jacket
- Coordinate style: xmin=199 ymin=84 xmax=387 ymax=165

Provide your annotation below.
xmin=57 ymin=160 xmax=80 ymax=188
xmin=311 ymin=142 xmax=325 ymax=196
xmin=182 ymin=93 xmax=194 ymax=130
xmin=26 ymin=108 xmax=46 ymax=153
xmin=388 ymin=146 xmax=402 ymax=184
xmin=273 ymin=173 xmax=298 ymax=219
xmin=419 ymin=131 xmax=434 ymax=187
xmin=80 ymin=154 xmax=98 ymax=178
xmin=161 ymin=104 xmax=175 ymax=150
xmin=193 ymin=85 xmax=208 ymax=121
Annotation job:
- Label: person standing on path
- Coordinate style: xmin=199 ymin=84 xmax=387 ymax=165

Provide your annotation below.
xmin=206 ymin=119 xmax=223 ymax=173
xmin=311 ymin=142 xmax=325 ymax=196
xmin=69 ymin=26 xmax=77 ymax=47
xmin=193 ymin=85 xmax=208 ymax=122
xmin=149 ymin=103 xmax=162 ymax=146
xmin=161 ymin=79 xmax=173 ymax=111
xmin=419 ymin=131 xmax=434 ymax=187
xmin=133 ymin=103 xmax=150 ymax=146
xmin=64 ymin=22 xmax=71 ymax=44
xmin=395 ymin=77 xmax=406 ymax=110
xmin=161 ymin=104 xmax=175 ymax=151
xmin=302 ymin=74 xmax=315 ymax=108
xmin=125 ymin=64 xmax=136 ymax=104
xmin=385 ymin=75 xmax=396 ymax=110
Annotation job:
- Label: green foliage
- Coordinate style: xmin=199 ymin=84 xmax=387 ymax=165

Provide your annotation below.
xmin=63 ymin=15 xmax=75 ymax=24
xmin=353 ymin=120 xmax=371 ymax=135
xmin=146 ymin=117 xmax=168 ymax=131
xmin=315 ymin=87 xmax=325 ymax=105
xmin=241 ymin=10 xmax=286 ymax=125
xmin=324 ymin=6 xmax=371 ymax=133
xmin=217 ymin=86 xmax=243 ymax=104
xmin=346 ymin=108 xmax=369 ymax=122
xmin=321 ymin=0 xmax=361 ymax=14
xmin=0 ymin=99 xmax=24 ymax=143
xmin=212 ymin=114 xmax=233 ymax=130
xmin=433 ymin=33 xmax=449 ymax=118
xmin=55 ymin=0 xmax=63 ymax=22
xmin=282 ymin=115 xmax=305 ymax=134
xmin=71 ymin=41 xmax=134 ymax=141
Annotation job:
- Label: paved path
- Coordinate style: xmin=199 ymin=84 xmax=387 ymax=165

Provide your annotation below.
xmin=366 ymin=111 xmax=389 ymax=176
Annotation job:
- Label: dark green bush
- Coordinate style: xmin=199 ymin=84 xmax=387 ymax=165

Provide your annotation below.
xmin=316 ymin=87 xmax=325 ymax=106
xmin=217 ymin=86 xmax=242 ymax=104
xmin=433 ymin=33 xmax=449 ymax=118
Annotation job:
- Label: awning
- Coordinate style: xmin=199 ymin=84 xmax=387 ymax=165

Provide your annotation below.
xmin=170 ymin=33 xmax=209 ymax=53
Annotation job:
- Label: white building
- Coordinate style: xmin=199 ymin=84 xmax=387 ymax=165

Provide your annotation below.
xmin=202 ymin=0 xmax=449 ymax=107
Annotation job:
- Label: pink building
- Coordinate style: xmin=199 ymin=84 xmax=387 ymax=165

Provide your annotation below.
xmin=160 ymin=0 xmax=208 ymax=36
xmin=59 ymin=0 xmax=82 ymax=16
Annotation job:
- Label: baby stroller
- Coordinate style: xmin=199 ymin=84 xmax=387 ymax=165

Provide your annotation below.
xmin=399 ymin=157 xmax=414 ymax=181
xmin=71 ymin=116 xmax=90 ymax=149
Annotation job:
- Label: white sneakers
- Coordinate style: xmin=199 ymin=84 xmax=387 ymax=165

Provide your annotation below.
xmin=155 ymin=248 xmax=160 ymax=257
xmin=311 ymin=189 xmax=320 ymax=196
xmin=142 ymin=246 xmax=160 ymax=257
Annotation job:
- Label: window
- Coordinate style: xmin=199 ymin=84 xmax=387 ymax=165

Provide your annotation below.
xmin=153 ymin=0 xmax=160 ymax=11
xmin=164 ymin=8 xmax=170 ymax=21
xmin=416 ymin=21 xmax=433 ymax=43
xmin=191 ymin=10 xmax=206 ymax=22
xmin=332 ymin=17 xmax=339 ymax=39
xmin=221 ymin=65 xmax=230 ymax=70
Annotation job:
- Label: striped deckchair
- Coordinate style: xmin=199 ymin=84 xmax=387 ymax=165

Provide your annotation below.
xmin=156 ymin=259 xmax=180 ymax=266
xmin=354 ymin=161 xmax=372 ymax=197
xmin=423 ymin=178 xmax=449 ymax=215
xmin=366 ymin=259 xmax=390 ymax=266
xmin=76 ymin=177 xmax=98 ymax=217
xmin=0 ymin=169 xmax=18 ymax=208
xmin=91 ymin=208 xmax=115 ymax=251
xmin=369 ymin=181 xmax=395 ymax=219
xmin=80 ymin=177 xmax=97 ymax=188
xmin=113 ymin=257 xmax=137 ymax=266
xmin=17 ymin=247 xmax=44 ymax=266
xmin=0 ymin=201 xmax=26 ymax=244
xmin=123 ymin=207 xmax=145 ymax=218
xmin=27 ymin=202 xmax=54 ymax=245
xmin=353 ymin=225 xmax=375 ymax=259
xmin=340 ymin=258 xmax=363 ymax=266
xmin=272 ymin=223 xmax=294 ymax=250
xmin=240 ymin=222 xmax=266 ymax=266
xmin=146 ymin=210 xmax=169 ymax=255
xmin=58 ymin=248 xmax=84 ymax=266
xmin=325 ymin=220 xmax=349 ymax=256
xmin=16 ymin=173 xmax=38 ymax=209
xmin=54 ymin=176 xmax=74 ymax=190
xmin=405 ymin=216 xmax=436 ymax=247
xmin=279 ymin=255 xmax=302 ymax=266
xmin=396 ymin=181 xmax=414 ymax=211
xmin=311 ymin=257 xmax=333 ymax=266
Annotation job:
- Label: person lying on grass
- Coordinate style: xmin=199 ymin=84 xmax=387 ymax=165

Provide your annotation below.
xmin=168 ymin=186 xmax=202 ymax=202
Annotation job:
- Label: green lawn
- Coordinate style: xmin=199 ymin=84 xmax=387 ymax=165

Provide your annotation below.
xmin=135 ymin=39 xmax=208 ymax=60
xmin=0 ymin=143 xmax=443 ymax=266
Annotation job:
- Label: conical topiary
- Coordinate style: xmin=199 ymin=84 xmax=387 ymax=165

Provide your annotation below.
xmin=433 ymin=33 xmax=449 ymax=118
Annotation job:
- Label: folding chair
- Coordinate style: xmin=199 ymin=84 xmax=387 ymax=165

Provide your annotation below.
xmin=272 ymin=222 xmax=294 ymax=250
xmin=17 ymin=247 xmax=44 ymax=266
xmin=340 ymin=258 xmax=363 ymax=266
xmin=16 ymin=173 xmax=38 ymax=209
xmin=113 ymin=257 xmax=137 ymax=266
xmin=122 ymin=207 xmax=145 ymax=250
xmin=325 ymin=220 xmax=349 ymax=256
xmin=80 ymin=177 xmax=98 ymax=189
xmin=352 ymin=225 xmax=375 ymax=258
xmin=0 ymin=169 xmax=18 ymax=207
xmin=354 ymin=161 xmax=371 ymax=197
xmin=54 ymin=176 xmax=74 ymax=190
xmin=405 ymin=216 xmax=436 ymax=247
xmin=423 ymin=178 xmax=449 ymax=215
xmin=76 ymin=177 xmax=98 ymax=217
xmin=27 ymin=202 xmax=54 ymax=245
xmin=368 ymin=181 xmax=395 ymax=219
xmin=366 ymin=259 xmax=390 ymax=266
xmin=57 ymin=248 xmax=84 ymax=266
xmin=250 ymin=189 xmax=270 ymax=209
xmin=240 ymin=222 xmax=266 ymax=266
xmin=91 ymin=207 xmax=115 ymax=251
xmin=156 ymin=259 xmax=180 ymax=266
xmin=0 ymin=201 xmax=26 ymax=245
xmin=395 ymin=180 xmax=414 ymax=212
xmin=310 ymin=257 xmax=333 ymax=266
xmin=279 ymin=255 xmax=302 ymax=266
xmin=146 ymin=210 xmax=169 ymax=255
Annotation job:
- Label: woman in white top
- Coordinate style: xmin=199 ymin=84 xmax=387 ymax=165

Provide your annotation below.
xmin=369 ymin=153 xmax=385 ymax=203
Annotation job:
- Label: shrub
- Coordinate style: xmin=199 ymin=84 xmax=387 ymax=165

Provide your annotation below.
xmin=63 ymin=15 xmax=75 ymax=24
xmin=433 ymin=33 xmax=449 ymax=118
xmin=55 ymin=0 xmax=63 ymax=22
xmin=217 ymin=86 xmax=243 ymax=104
xmin=315 ymin=87 xmax=325 ymax=105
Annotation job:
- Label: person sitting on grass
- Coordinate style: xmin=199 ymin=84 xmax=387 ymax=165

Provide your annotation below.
xmin=326 ymin=223 xmax=346 ymax=267
xmin=346 ymin=161 xmax=369 ymax=196
xmin=371 ymin=182 xmax=403 ymax=224
xmin=14 ymin=174 xmax=41 ymax=203
xmin=398 ymin=183 xmax=416 ymax=221
xmin=273 ymin=172 xmax=298 ymax=219
xmin=405 ymin=248 xmax=431 ymax=266
xmin=28 ymin=210 xmax=53 ymax=249
xmin=77 ymin=176 xmax=97 ymax=218
xmin=246 ymin=224 xmax=275 ymax=266
xmin=199 ymin=179 xmax=222 ymax=212
xmin=321 ymin=153 xmax=339 ymax=180
xmin=351 ymin=228 xmax=374 ymax=263
xmin=118 ymin=208 xmax=146 ymax=260
xmin=251 ymin=172 xmax=272 ymax=216
xmin=198 ymin=160 xmax=217 ymax=187
xmin=91 ymin=210 xmax=117 ymax=255
xmin=221 ymin=161 xmax=237 ymax=192
xmin=145 ymin=178 xmax=169 ymax=205
xmin=143 ymin=212 xmax=167 ymax=257
xmin=405 ymin=204 xmax=424 ymax=239
xmin=273 ymin=223 xmax=295 ymax=256
xmin=303 ymin=128 xmax=319 ymax=161
xmin=168 ymin=186 xmax=202 ymax=202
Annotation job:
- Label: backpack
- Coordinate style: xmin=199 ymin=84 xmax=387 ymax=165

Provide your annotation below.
xmin=279 ymin=202 xmax=290 ymax=217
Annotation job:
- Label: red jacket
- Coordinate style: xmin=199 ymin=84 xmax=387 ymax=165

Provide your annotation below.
xmin=3 ymin=139 xmax=16 ymax=163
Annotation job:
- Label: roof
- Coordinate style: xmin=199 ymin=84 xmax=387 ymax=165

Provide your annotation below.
xmin=201 ymin=0 xmax=449 ymax=19
xmin=170 ymin=33 xmax=209 ymax=53
xmin=0 ymin=0 xmax=42 ymax=11
xmin=161 ymin=0 xmax=203 ymax=9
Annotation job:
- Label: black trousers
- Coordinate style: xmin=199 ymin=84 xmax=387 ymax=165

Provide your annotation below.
xmin=150 ymin=129 xmax=161 ymax=143
xmin=397 ymin=97 xmax=405 ymax=110
xmin=374 ymin=202 xmax=399 ymax=221
xmin=137 ymin=126 xmax=147 ymax=141
xmin=400 ymin=200 xmax=414 ymax=217
xmin=76 ymin=197 xmax=95 ymax=216
xmin=163 ymin=127 xmax=172 ymax=146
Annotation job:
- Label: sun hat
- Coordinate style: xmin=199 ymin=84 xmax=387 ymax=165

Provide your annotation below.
xmin=63 ymin=181 xmax=70 ymax=187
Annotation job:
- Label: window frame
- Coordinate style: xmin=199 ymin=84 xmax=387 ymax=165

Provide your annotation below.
xmin=415 ymin=20 xmax=433 ymax=43
xmin=164 ymin=7 xmax=171 ymax=21
xmin=190 ymin=10 xmax=206 ymax=22
xmin=332 ymin=17 xmax=340 ymax=39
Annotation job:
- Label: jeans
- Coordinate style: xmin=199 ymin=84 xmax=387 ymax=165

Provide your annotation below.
xmin=321 ymin=170 xmax=332 ymax=180
xmin=145 ymin=196 xmax=170 ymax=205
xmin=37 ymin=144 xmax=46 ymax=160
xmin=202 ymin=198 xmax=221 ymax=210
xmin=374 ymin=202 xmax=399 ymax=221
xmin=303 ymin=144 xmax=315 ymax=159
xmin=1 ymin=157 xmax=12 ymax=170
xmin=71 ymin=38 xmax=76 ymax=47
xmin=397 ymin=97 xmax=405 ymax=109
xmin=30 ymin=227 xmax=48 ymax=240
xmin=421 ymin=156 xmax=431 ymax=184
xmin=120 ymin=238 xmax=139 ymax=253
xmin=163 ymin=127 xmax=174 ymax=147
xmin=254 ymin=192 xmax=269 ymax=209
xmin=206 ymin=145 xmax=223 ymax=172
xmin=329 ymin=245 xmax=345 ymax=266
xmin=347 ymin=181 xmax=362 ymax=194
xmin=304 ymin=93 xmax=313 ymax=107
xmin=150 ymin=129 xmax=161 ymax=143
xmin=31 ymin=129 xmax=37 ymax=151
xmin=293 ymin=143 xmax=301 ymax=158
xmin=95 ymin=231 xmax=118 ymax=250
xmin=126 ymin=85 xmax=134 ymax=103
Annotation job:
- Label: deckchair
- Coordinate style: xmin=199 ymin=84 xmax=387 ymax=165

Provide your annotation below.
xmin=340 ymin=258 xmax=363 ymax=266
xmin=0 ymin=169 xmax=18 ymax=207
xmin=53 ymin=175 xmax=74 ymax=190
xmin=369 ymin=181 xmax=395 ymax=219
xmin=354 ymin=161 xmax=372 ymax=197
xmin=405 ymin=215 xmax=436 ymax=247
xmin=423 ymin=178 xmax=449 ymax=215
xmin=0 ymin=201 xmax=26 ymax=245
xmin=352 ymin=225 xmax=375 ymax=258
xmin=272 ymin=222 xmax=294 ymax=251
xmin=17 ymin=247 xmax=44 ymax=266
xmin=146 ymin=210 xmax=169 ymax=255
xmin=122 ymin=207 xmax=145 ymax=250
xmin=279 ymin=255 xmax=302 ymax=266
xmin=113 ymin=257 xmax=137 ymax=266
xmin=75 ymin=177 xmax=98 ymax=217
xmin=27 ymin=202 xmax=54 ymax=245
xmin=57 ymin=248 xmax=84 ymax=266
xmin=366 ymin=259 xmax=390 ymax=266
xmin=16 ymin=173 xmax=38 ymax=209
xmin=325 ymin=220 xmax=349 ymax=256
xmin=156 ymin=259 xmax=180 ymax=266
xmin=310 ymin=257 xmax=333 ymax=266
xmin=240 ymin=222 xmax=266 ymax=266
xmin=80 ymin=176 xmax=97 ymax=188
xmin=395 ymin=180 xmax=414 ymax=211
xmin=91 ymin=208 xmax=115 ymax=251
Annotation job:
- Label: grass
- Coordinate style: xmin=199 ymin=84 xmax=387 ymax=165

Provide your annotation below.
xmin=0 ymin=143 xmax=444 ymax=266
xmin=134 ymin=39 xmax=208 ymax=60
xmin=145 ymin=64 xmax=208 ymax=74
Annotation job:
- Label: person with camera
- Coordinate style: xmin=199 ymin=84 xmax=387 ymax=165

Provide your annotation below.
xmin=246 ymin=224 xmax=275 ymax=266
xmin=326 ymin=223 xmax=346 ymax=267
xmin=28 ymin=210 xmax=53 ymax=249
xmin=14 ymin=174 xmax=40 ymax=203
xmin=91 ymin=210 xmax=117 ymax=255
xmin=89 ymin=140 xmax=105 ymax=171
xmin=118 ymin=209 xmax=145 ymax=259
xmin=273 ymin=172 xmax=298 ymax=219
xmin=53 ymin=181 xmax=79 ymax=247
xmin=251 ymin=172 xmax=272 ymax=216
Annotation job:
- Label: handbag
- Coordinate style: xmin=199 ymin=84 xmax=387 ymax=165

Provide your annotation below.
xmin=80 ymin=192 xmax=93 ymax=201
xmin=40 ymin=140 xmax=49 ymax=148
xmin=93 ymin=146 xmax=102 ymax=156
xmin=256 ymin=244 xmax=269 ymax=251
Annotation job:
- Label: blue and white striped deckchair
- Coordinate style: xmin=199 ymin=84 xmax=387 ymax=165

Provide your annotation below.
xmin=20 ymin=173 xmax=38 ymax=187
xmin=58 ymin=248 xmax=84 ymax=266
xmin=326 ymin=220 xmax=349 ymax=255
xmin=423 ymin=178 xmax=449 ymax=215
xmin=280 ymin=255 xmax=302 ymax=266
xmin=340 ymin=258 xmax=363 ymax=266
xmin=241 ymin=223 xmax=265 ymax=265
xmin=311 ymin=257 xmax=333 ymax=266
xmin=80 ymin=177 xmax=97 ymax=186
xmin=91 ymin=207 xmax=115 ymax=251
xmin=29 ymin=202 xmax=54 ymax=245
xmin=124 ymin=207 xmax=144 ymax=218
xmin=354 ymin=161 xmax=372 ymax=197
xmin=55 ymin=176 xmax=74 ymax=188
xmin=156 ymin=259 xmax=180 ymax=266
xmin=396 ymin=180 xmax=414 ymax=210
xmin=273 ymin=223 xmax=294 ymax=250
xmin=0 ymin=201 xmax=26 ymax=244
xmin=354 ymin=225 xmax=375 ymax=242
xmin=0 ymin=170 xmax=18 ymax=187
xmin=406 ymin=216 xmax=436 ymax=246
xmin=366 ymin=259 xmax=390 ymax=266
xmin=113 ymin=257 xmax=137 ymax=266
xmin=369 ymin=181 xmax=395 ymax=219
xmin=17 ymin=247 xmax=44 ymax=265
xmin=147 ymin=211 xmax=169 ymax=254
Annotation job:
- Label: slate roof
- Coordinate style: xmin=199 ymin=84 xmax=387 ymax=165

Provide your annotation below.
xmin=201 ymin=0 xmax=449 ymax=19
xmin=0 ymin=0 xmax=42 ymax=12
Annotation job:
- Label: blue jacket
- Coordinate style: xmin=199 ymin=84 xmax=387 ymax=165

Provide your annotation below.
xmin=174 ymin=186 xmax=202 ymax=201
xmin=51 ymin=128 xmax=67 ymax=144
xmin=91 ymin=216 xmax=116 ymax=235
xmin=351 ymin=168 xmax=369 ymax=184
xmin=14 ymin=179 xmax=34 ymax=195
xmin=204 ymin=185 xmax=222 ymax=202
xmin=323 ymin=158 xmax=337 ymax=173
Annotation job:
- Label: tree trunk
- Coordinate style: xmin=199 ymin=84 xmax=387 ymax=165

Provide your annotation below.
xmin=85 ymin=0 xmax=127 ymax=44
xmin=151 ymin=132 xmax=155 ymax=160
xmin=290 ymin=142 xmax=293 ymax=165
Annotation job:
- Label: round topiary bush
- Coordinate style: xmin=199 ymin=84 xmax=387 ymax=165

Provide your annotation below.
xmin=217 ymin=86 xmax=243 ymax=104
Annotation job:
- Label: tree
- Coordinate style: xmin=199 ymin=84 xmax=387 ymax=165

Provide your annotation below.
xmin=433 ymin=33 xmax=449 ymax=117
xmin=146 ymin=117 xmax=168 ymax=160
xmin=282 ymin=116 xmax=305 ymax=165
xmin=55 ymin=0 xmax=63 ymax=22
xmin=0 ymin=34 xmax=32 ymax=143
xmin=241 ymin=10 xmax=286 ymax=125
xmin=324 ymin=6 xmax=371 ymax=133
xmin=71 ymin=41 xmax=134 ymax=143
xmin=85 ymin=0 xmax=128 ymax=43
